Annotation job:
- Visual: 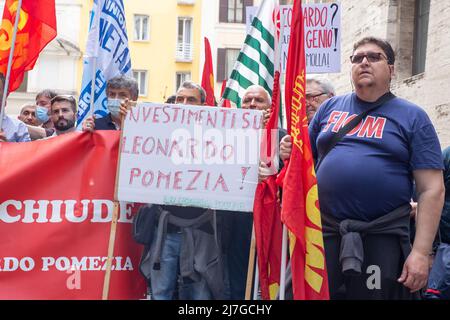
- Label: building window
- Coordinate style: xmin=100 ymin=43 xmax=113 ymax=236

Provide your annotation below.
xmin=219 ymin=0 xmax=253 ymax=24
xmin=228 ymin=0 xmax=243 ymax=23
xmin=133 ymin=70 xmax=148 ymax=96
xmin=412 ymin=0 xmax=430 ymax=75
xmin=217 ymin=48 xmax=240 ymax=82
xmin=134 ymin=15 xmax=149 ymax=41
xmin=176 ymin=17 xmax=193 ymax=61
xmin=175 ymin=72 xmax=191 ymax=91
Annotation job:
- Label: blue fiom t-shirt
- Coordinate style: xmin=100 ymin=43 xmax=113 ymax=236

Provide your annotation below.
xmin=441 ymin=147 xmax=450 ymax=244
xmin=309 ymin=93 xmax=443 ymax=222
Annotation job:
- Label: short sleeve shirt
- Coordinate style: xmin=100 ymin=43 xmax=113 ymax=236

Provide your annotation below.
xmin=309 ymin=93 xmax=443 ymax=221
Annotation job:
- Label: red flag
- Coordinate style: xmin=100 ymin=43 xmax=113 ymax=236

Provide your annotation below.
xmin=280 ymin=0 xmax=329 ymax=300
xmin=252 ymin=70 xmax=283 ymax=300
xmin=0 ymin=0 xmax=57 ymax=94
xmin=220 ymin=80 xmax=231 ymax=108
xmin=253 ymin=176 xmax=282 ymax=300
xmin=201 ymin=37 xmax=215 ymax=106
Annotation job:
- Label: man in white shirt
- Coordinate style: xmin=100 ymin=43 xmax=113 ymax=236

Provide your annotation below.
xmin=0 ymin=73 xmax=31 ymax=142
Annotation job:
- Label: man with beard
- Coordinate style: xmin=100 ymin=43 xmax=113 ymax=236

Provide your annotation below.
xmin=49 ymin=95 xmax=77 ymax=136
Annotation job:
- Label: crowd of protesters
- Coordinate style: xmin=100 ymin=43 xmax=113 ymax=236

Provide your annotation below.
xmin=0 ymin=36 xmax=449 ymax=300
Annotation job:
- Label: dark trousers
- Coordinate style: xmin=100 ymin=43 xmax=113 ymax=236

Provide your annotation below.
xmin=325 ymin=234 xmax=418 ymax=300
xmin=221 ymin=211 xmax=253 ymax=300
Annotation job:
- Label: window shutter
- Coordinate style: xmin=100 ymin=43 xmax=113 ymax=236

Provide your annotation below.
xmin=219 ymin=0 xmax=228 ymax=23
xmin=217 ymin=48 xmax=226 ymax=82
xmin=243 ymin=0 xmax=254 ymax=23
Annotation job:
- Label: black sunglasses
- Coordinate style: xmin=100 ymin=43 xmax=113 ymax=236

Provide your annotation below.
xmin=350 ymin=52 xmax=388 ymax=64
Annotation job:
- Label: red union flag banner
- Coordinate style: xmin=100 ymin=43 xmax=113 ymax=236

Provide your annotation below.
xmin=0 ymin=0 xmax=57 ymax=93
xmin=0 ymin=131 xmax=146 ymax=299
xmin=280 ymin=0 xmax=329 ymax=300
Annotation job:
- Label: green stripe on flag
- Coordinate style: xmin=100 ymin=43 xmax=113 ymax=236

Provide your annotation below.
xmin=223 ymin=87 xmax=241 ymax=108
xmin=222 ymin=6 xmax=277 ymax=110
xmin=251 ymin=17 xmax=275 ymax=49
xmin=229 ymin=69 xmax=253 ymax=90
xmin=244 ymin=36 xmax=274 ymax=75
xmin=229 ymin=69 xmax=273 ymax=97
xmin=237 ymin=53 xmax=272 ymax=94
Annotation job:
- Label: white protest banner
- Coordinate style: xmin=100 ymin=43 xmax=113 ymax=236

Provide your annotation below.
xmin=246 ymin=2 xmax=341 ymax=74
xmin=116 ymin=103 xmax=263 ymax=212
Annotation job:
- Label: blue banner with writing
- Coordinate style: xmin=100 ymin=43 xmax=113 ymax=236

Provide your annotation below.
xmin=77 ymin=0 xmax=132 ymax=128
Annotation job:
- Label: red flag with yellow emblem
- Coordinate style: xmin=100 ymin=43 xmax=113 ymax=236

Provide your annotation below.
xmin=0 ymin=0 xmax=57 ymax=93
xmin=201 ymin=37 xmax=215 ymax=106
xmin=279 ymin=0 xmax=329 ymax=300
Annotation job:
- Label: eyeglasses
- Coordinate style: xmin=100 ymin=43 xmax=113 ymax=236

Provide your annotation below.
xmin=306 ymin=92 xmax=327 ymax=101
xmin=350 ymin=52 xmax=388 ymax=64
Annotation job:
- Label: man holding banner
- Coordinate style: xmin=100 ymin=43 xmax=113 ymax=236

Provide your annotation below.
xmin=141 ymin=81 xmax=225 ymax=300
xmin=82 ymin=75 xmax=138 ymax=132
xmin=77 ymin=0 xmax=132 ymax=128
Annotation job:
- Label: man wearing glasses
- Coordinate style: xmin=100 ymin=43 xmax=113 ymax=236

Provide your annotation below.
xmin=305 ymin=77 xmax=335 ymax=124
xmin=280 ymin=37 xmax=444 ymax=300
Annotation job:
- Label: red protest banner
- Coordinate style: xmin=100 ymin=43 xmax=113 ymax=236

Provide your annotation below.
xmin=0 ymin=131 xmax=146 ymax=299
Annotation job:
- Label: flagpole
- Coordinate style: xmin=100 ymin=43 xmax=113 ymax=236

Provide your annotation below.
xmin=245 ymin=224 xmax=257 ymax=300
xmin=89 ymin=2 xmax=102 ymax=119
xmin=253 ymin=258 xmax=260 ymax=300
xmin=102 ymin=201 xmax=120 ymax=300
xmin=0 ymin=0 xmax=23 ymax=129
xmin=89 ymin=56 xmax=97 ymax=118
xmin=279 ymin=224 xmax=288 ymax=300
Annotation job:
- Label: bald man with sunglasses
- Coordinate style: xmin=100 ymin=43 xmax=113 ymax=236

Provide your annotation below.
xmin=280 ymin=37 xmax=444 ymax=300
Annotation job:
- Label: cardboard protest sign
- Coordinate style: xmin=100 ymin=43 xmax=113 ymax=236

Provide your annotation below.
xmin=247 ymin=2 xmax=341 ymax=73
xmin=116 ymin=103 xmax=263 ymax=212
xmin=0 ymin=131 xmax=146 ymax=299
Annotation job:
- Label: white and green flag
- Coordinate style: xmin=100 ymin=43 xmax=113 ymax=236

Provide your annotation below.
xmin=222 ymin=0 xmax=277 ymax=108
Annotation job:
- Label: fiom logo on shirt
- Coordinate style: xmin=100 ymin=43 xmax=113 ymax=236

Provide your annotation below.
xmin=323 ymin=111 xmax=387 ymax=139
